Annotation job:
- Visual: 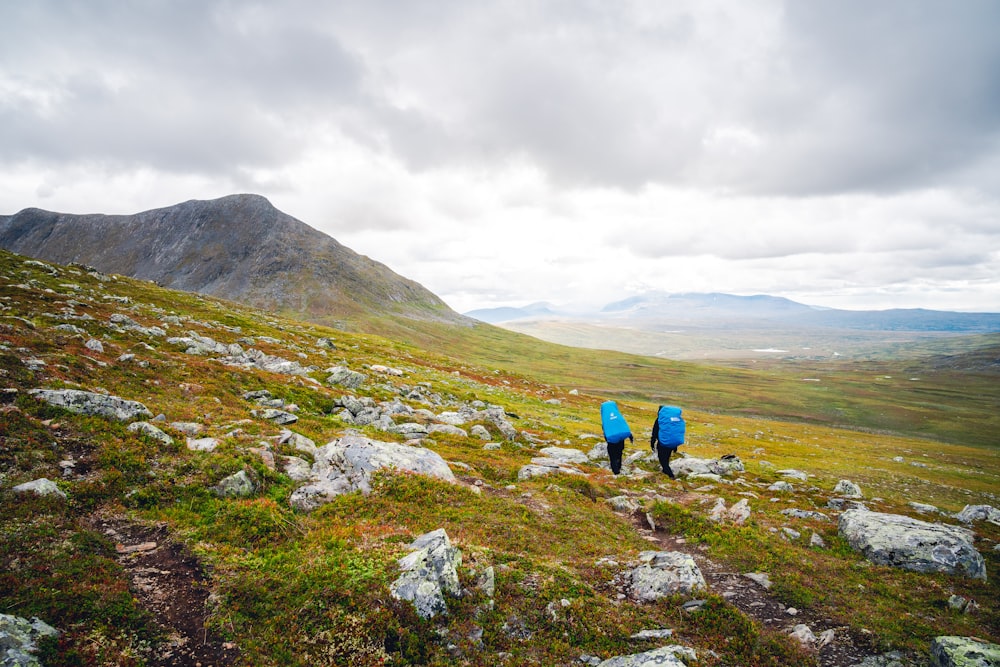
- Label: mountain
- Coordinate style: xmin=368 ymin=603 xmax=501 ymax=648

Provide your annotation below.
xmin=0 ymin=193 xmax=466 ymax=329
xmin=465 ymin=301 xmax=558 ymax=323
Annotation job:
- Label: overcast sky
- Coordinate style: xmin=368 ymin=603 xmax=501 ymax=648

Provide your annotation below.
xmin=2 ymin=1 xmax=1000 ymax=313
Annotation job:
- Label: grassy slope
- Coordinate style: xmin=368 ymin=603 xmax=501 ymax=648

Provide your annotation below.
xmin=1 ymin=249 xmax=998 ymax=666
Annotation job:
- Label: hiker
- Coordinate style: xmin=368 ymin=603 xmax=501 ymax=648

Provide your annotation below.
xmin=650 ymin=405 xmax=685 ymax=478
xmin=600 ymin=400 xmax=634 ymax=475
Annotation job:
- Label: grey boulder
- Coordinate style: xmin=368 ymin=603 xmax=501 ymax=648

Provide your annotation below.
xmin=930 ymin=636 xmax=1000 ymax=666
xmin=389 ymin=529 xmax=462 ymax=618
xmin=838 ymin=510 xmax=985 ymax=580
xmin=954 ymin=505 xmax=1000 ymax=526
xmin=626 ymin=551 xmax=707 ymax=601
xmin=12 ymin=478 xmax=66 ymax=500
xmin=596 ymin=645 xmax=697 ymax=667
xmin=0 ymin=614 xmax=59 ymax=667
xmin=29 ymin=388 xmax=152 ymax=422
xmin=212 ymin=470 xmax=256 ymax=498
xmin=289 ymin=435 xmax=456 ymax=511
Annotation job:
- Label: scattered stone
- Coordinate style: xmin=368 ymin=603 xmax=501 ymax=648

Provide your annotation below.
xmin=213 ymin=470 xmax=256 ymax=498
xmin=289 ymin=435 xmax=457 ymax=511
xmin=477 ymin=566 xmax=496 ymax=598
xmin=630 ymin=629 xmax=674 ymax=640
xmin=625 ymin=551 xmax=707 ymax=601
xmin=782 ymin=508 xmax=829 ymax=521
xmin=768 ymin=480 xmax=794 ymax=492
xmin=29 ymin=388 xmax=152 ymax=422
xmin=850 ymin=650 xmax=914 ymax=667
xmin=538 ymin=446 xmax=590 ymax=464
xmin=834 ymin=479 xmax=863 ymax=498
xmin=744 ymin=572 xmax=772 ymax=589
xmin=257 ymin=408 xmax=298 ymax=425
xmin=170 ymin=421 xmax=204 ymax=435
xmin=810 ymin=532 xmax=827 ymax=548
xmin=126 ymin=421 xmax=174 ymax=446
xmin=954 ymin=504 xmax=1000 ymax=526
xmin=930 ymin=636 xmax=1000 ymax=666
xmin=85 ymin=338 xmax=104 ymax=353
xmin=671 ymin=454 xmax=744 ymax=478
xmin=115 ymin=542 xmax=158 ymax=554
xmin=909 ymin=502 xmax=942 ymax=515
xmin=389 ymin=529 xmax=462 ymax=618
xmin=186 ymin=437 xmax=220 ymax=452
xmin=828 ymin=498 xmax=869 ymax=511
xmin=839 ymin=510 xmax=986 ymax=580
xmin=326 ymin=366 xmax=367 ymax=389
xmin=427 ymin=424 xmax=468 ymax=438
xmin=0 ymin=613 xmax=59 ymax=666
xmin=817 ymin=629 xmax=836 ymax=648
xmin=726 ymin=499 xmax=751 ymax=524
xmin=777 ymin=469 xmax=809 ymax=481
xmin=470 ymin=425 xmax=492 ymax=441
xmin=596 ymin=645 xmax=696 ymax=667
xmin=607 ymin=496 xmax=641 ymax=514
xmin=483 ymin=442 xmax=502 ymax=451
xmin=518 ymin=459 xmax=584 ymax=481
xmin=789 ymin=623 xmax=816 ymax=645
xmin=12 ymin=478 xmax=66 ymax=500
xmin=782 ymin=527 xmax=801 ymax=540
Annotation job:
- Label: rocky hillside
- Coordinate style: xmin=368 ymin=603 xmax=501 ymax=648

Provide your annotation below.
xmin=0 ymin=194 xmax=466 ymax=329
xmin=1 ymin=249 xmax=998 ymax=667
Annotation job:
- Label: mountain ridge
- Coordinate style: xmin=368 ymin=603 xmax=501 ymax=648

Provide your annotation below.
xmin=0 ymin=193 xmax=467 ymax=330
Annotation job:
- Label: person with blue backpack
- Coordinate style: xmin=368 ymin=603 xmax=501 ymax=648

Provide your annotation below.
xmin=650 ymin=405 xmax=685 ymax=478
xmin=600 ymin=400 xmax=634 ymax=475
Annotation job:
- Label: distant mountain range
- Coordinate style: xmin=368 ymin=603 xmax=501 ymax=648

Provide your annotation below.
xmin=0 ymin=194 xmax=466 ymax=329
xmin=468 ymin=292 xmax=1000 ymax=333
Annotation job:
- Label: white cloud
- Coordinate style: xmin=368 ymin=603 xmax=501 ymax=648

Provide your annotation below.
xmin=1 ymin=0 xmax=999 ymax=314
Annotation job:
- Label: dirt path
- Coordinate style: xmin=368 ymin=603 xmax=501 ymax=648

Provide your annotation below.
xmin=88 ymin=514 xmax=240 ymax=667
xmin=631 ymin=512 xmax=885 ymax=667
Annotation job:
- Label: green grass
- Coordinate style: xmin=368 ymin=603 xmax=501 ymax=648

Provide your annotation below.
xmin=1 ymin=248 xmax=998 ymax=666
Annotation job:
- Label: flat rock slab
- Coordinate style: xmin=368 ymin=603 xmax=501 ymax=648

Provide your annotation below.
xmin=597 ymin=645 xmax=696 ymax=667
xmin=626 ymin=551 xmax=707 ymax=601
xmin=29 ymin=388 xmax=152 ymax=422
xmin=930 ymin=636 xmax=1000 ymax=666
xmin=839 ymin=510 xmax=985 ymax=580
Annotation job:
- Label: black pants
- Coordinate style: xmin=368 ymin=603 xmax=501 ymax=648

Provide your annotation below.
xmin=656 ymin=445 xmax=675 ymax=473
xmin=607 ymin=440 xmax=625 ymax=475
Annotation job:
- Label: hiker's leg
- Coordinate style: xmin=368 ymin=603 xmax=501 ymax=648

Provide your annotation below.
xmin=656 ymin=446 xmax=674 ymax=477
xmin=608 ymin=440 xmax=624 ymax=474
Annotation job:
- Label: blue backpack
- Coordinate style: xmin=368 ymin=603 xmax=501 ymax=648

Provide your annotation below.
xmin=655 ymin=405 xmax=685 ymax=448
xmin=600 ymin=401 xmax=632 ymax=444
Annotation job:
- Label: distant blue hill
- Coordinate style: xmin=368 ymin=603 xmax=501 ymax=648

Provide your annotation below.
xmin=465 ymin=302 xmax=558 ymax=324
xmin=481 ymin=292 xmax=1000 ymax=333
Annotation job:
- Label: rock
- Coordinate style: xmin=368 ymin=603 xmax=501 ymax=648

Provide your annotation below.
xmin=389 ymin=529 xmax=462 ymax=618
xmin=186 ymin=437 xmax=220 ymax=452
xmin=470 ymin=425 xmax=491 ymax=441
xmin=257 ymin=408 xmax=298 ymax=425
xmin=671 ymin=454 xmax=744 ymax=478
xmin=427 ymin=424 xmax=467 ymax=438
xmin=607 ymin=496 xmax=641 ymax=513
xmin=483 ymin=442 xmax=502 ymax=451
xmin=744 ymin=572 xmax=772 ymax=589
xmin=12 ymin=478 xmax=66 ymax=500
xmin=29 ymin=388 xmax=152 ymax=422
xmin=834 ymin=479 xmax=863 ymax=498
xmin=768 ymin=481 xmax=794 ymax=492
xmin=778 ymin=469 xmax=809 ymax=481
xmin=518 ymin=460 xmax=584 ymax=481
xmin=850 ymin=651 xmax=916 ymax=667
xmin=477 ymin=566 xmax=496 ymax=598
xmin=126 ymin=421 xmax=174 ymax=446
xmin=726 ymin=499 xmax=751 ymax=524
xmin=909 ymin=502 xmax=942 ymax=515
xmin=170 ymin=421 xmax=204 ymax=435
xmin=289 ymin=435 xmax=456 ymax=511
xmin=789 ymin=624 xmax=816 ymax=645
xmin=596 ymin=645 xmax=696 ymax=667
xmin=85 ymin=338 xmax=104 ymax=353
xmin=370 ymin=364 xmax=404 ymax=376
xmin=539 ymin=446 xmax=590 ymax=464
xmin=587 ymin=442 xmax=609 ymax=460
xmin=954 ymin=504 xmax=1000 ymax=526
xmin=326 ymin=366 xmax=367 ymax=389
xmin=626 ymin=551 xmax=707 ymax=601
xmin=630 ymin=629 xmax=674 ymax=640
xmin=810 ymin=532 xmax=827 ymax=548
xmin=782 ymin=509 xmax=829 ymax=521
xmin=930 ymin=636 xmax=1000 ymax=666
xmin=838 ymin=510 xmax=986 ymax=580
xmin=213 ymin=470 xmax=256 ymax=498
xmin=281 ymin=456 xmax=313 ymax=482
xmin=0 ymin=614 xmax=59 ymax=667
xmin=828 ymin=498 xmax=869 ymax=511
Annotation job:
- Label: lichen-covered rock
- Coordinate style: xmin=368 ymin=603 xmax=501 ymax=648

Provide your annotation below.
xmin=289 ymin=435 xmax=456 ymax=511
xmin=834 ymin=479 xmax=863 ymax=498
xmin=212 ymin=470 xmax=256 ymax=498
xmin=0 ymin=614 xmax=59 ymax=667
xmin=389 ymin=529 xmax=462 ymax=618
xmin=670 ymin=455 xmax=743 ymax=478
xmin=326 ymin=366 xmax=367 ymax=389
xmin=607 ymin=496 xmax=641 ymax=514
xmin=12 ymin=478 xmax=66 ymax=500
xmin=954 ymin=505 xmax=1000 ymax=526
xmin=126 ymin=421 xmax=174 ymax=446
xmin=839 ymin=510 xmax=986 ymax=580
xmin=930 ymin=636 xmax=1000 ymax=666
xmin=626 ymin=551 xmax=707 ymax=601
xmin=538 ymin=446 xmax=590 ymax=464
xmin=518 ymin=459 xmax=585 ymax=481
xmin=29 ymin=388 xmax=152 ymax=422
xmin=596 ymin=645 xmax=696 ymax=667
